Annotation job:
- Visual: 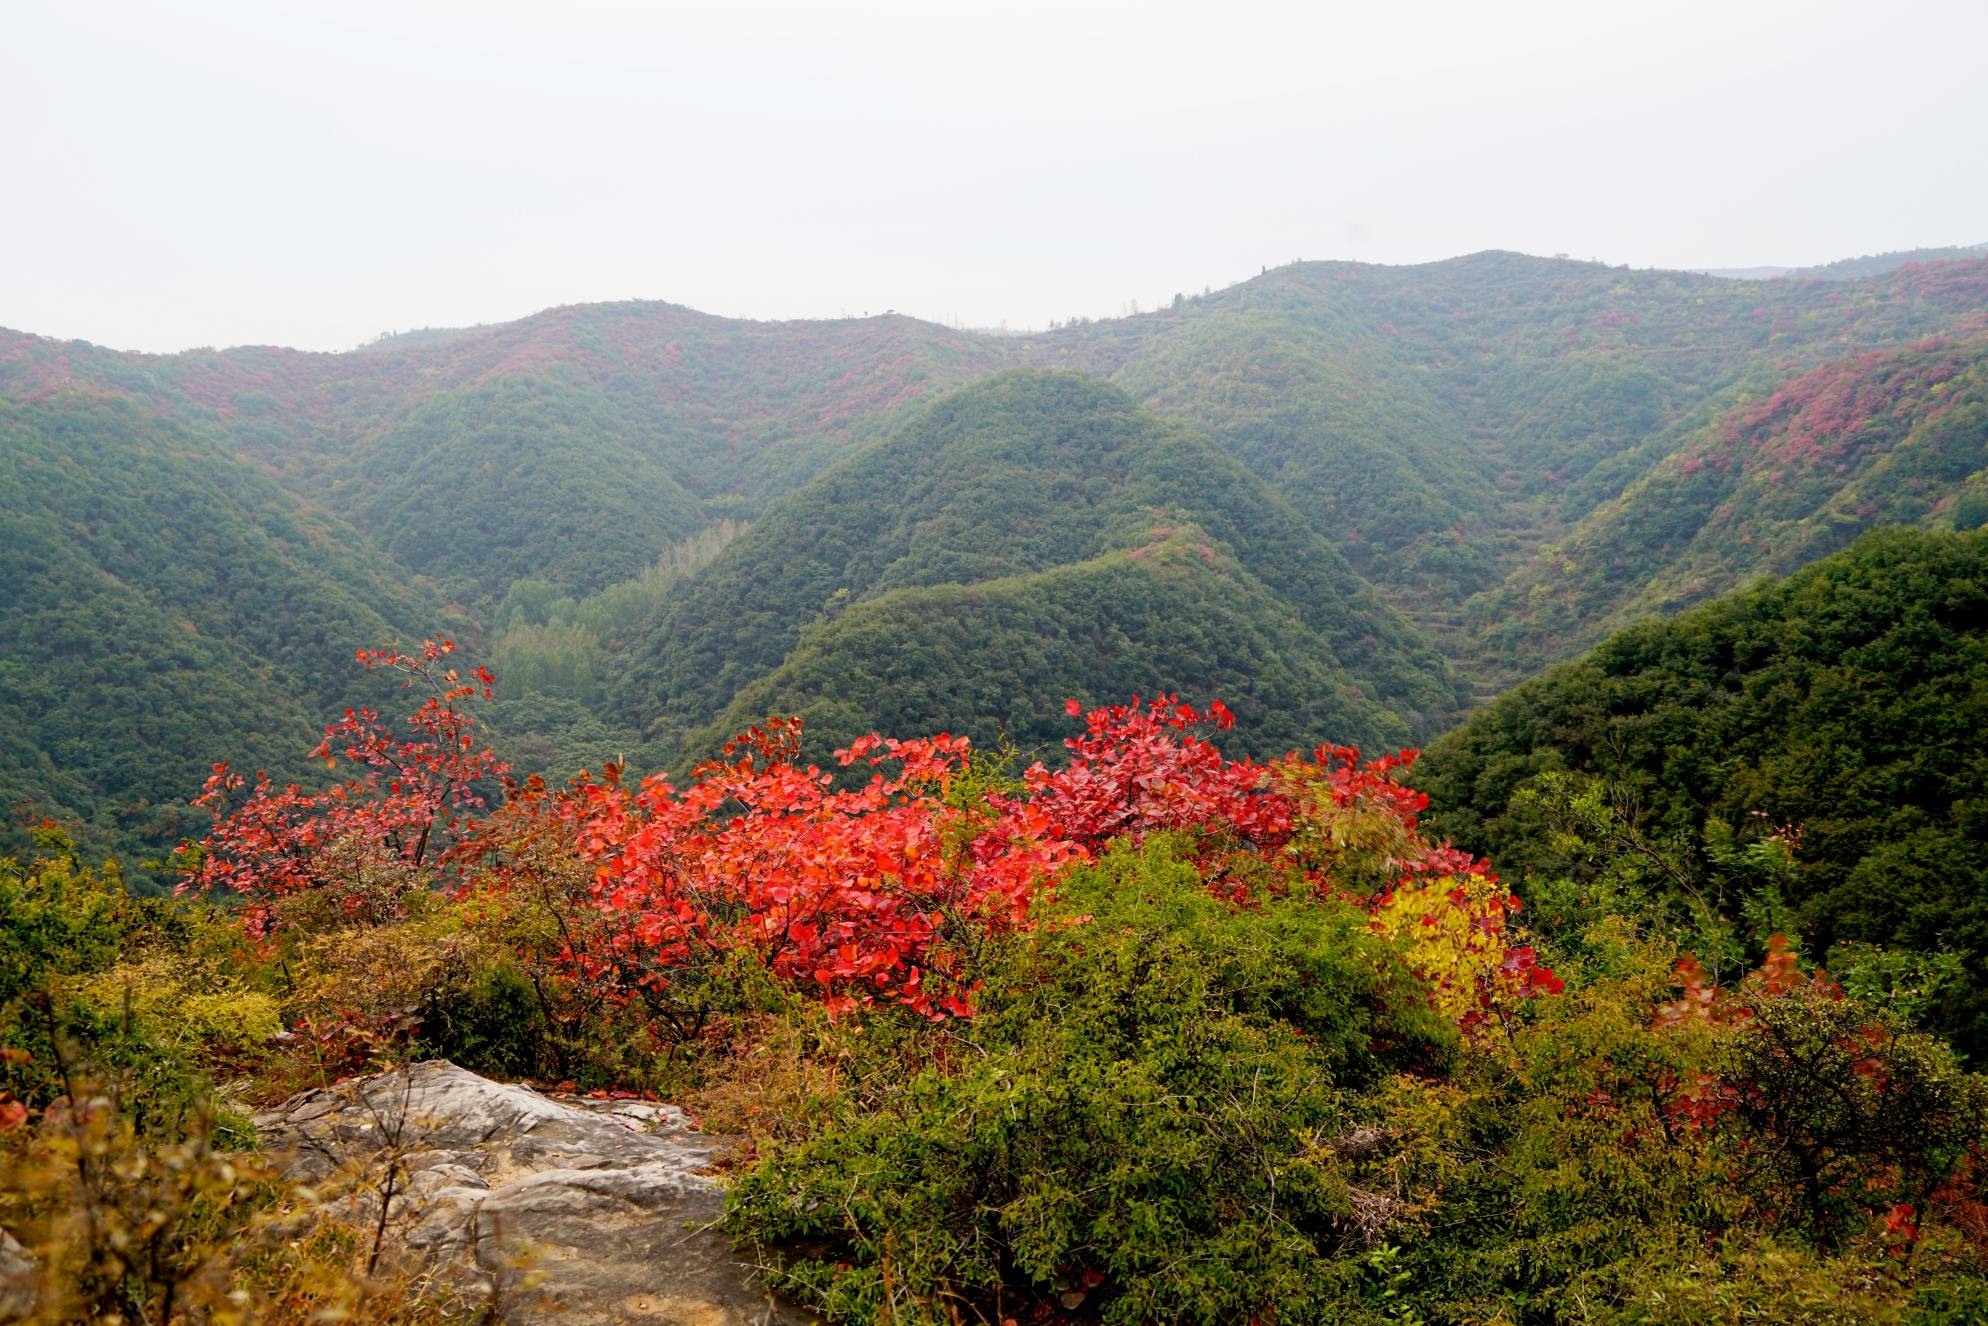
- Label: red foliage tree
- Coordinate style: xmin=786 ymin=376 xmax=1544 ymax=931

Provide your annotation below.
xmin=573 ymin=695 xmax=1559 ymax=1033
xmin=178 ymin=639 xmax=505 ymax=936
xmin=568 ymin=720 xmax=1078 ymax=1021
xmin=181 ymin=657 xmax=1561 ymax=1039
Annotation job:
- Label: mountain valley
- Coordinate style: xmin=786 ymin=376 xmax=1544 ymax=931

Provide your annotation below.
xmin=8 ymin=248 xmax=1988 ymax=880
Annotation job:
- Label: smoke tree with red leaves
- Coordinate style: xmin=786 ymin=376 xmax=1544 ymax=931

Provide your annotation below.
xmin=178 ymin=654 xmax=1560 ymax=1038
xmin=178 ymin=639 xmax=505 ymax=936
xmin=568 ymin=718 xmax=1078 ymax=1023
xmin=564 ymin=693 xmax=1560 ymax=1035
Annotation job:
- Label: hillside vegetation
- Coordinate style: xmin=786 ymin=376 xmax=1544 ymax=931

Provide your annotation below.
xmin=7 ymin=671 xmax=1987 ymax=1323
xmin=695 ymin=525 xmax=1408 ymax=763
xmin=5 ymin=250 xmax=1988 ymax=871
xmin=1425 ymin=527 xmax=1988 ymax=1054
xmin=9 ymin=250 xmax=1986 ymax=617
xmin=0 ymin=396 xmax=446 ymax=881
xmin=1703 ymin=243 xmax=1988 ymax=281
xmin=611 ymin=371 xmax=1458 ymax=762
xmin=1470 ymin=336 xmax=1988 ymax=675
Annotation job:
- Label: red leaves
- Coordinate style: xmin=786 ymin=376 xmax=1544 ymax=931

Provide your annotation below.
xmin=1885 ymin=1201 xmax=1919 ymax=1248
xmin=1929 ymin=1154 xmax=1988 ymax=1253
xmin=1026 ymin=695 xmax=1294 ymax=855
xmin=1502 ymin=945 xmax=1566 ymax=998
xmin=178 ymin=639 xmax=508 ymax=936
xmin=0 ymin=1053 xmax=28 ymax=1132
xmin=576 ymin=696 xmax=1555 ymax=1033
xmin=183 ymin=663 xmax=1560 ymax=1038
xmin=569 ymin=724 xmax=1078 ymax=1023
xmin=1656 ymin=934 xmax=1842 ymax=1030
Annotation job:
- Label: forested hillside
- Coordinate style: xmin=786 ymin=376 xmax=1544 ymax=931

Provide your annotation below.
xmin=1469 ymin=334 xmax=1988 ymax=675
xmin=0 ymin=396 xmax=448 ymax=879
xmin=1424 ymin=527 xmax=1988 ymax=1054
xmin=694 ymin=527 xmax=1406 ymax=765
xmin=10 ymin=250 xmax=1986 ymax=617
xmin=611 ymin=371 xmax=1458 ymax=762
xmin=0 ymin=303 xmax=1013 ymax=597
xmin=5 ymin=250 xmax=1988 ymax=875
xmin=1702 ymin=242 xmax=1988 ymax=281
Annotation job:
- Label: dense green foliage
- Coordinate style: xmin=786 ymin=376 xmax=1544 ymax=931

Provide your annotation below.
xmin=1383 ymin=924 xmax=1988 ymax=1324
xmin=0 ymin=397 xmax=445 ymax=885
xmin=1107 ymin=310 xmax=1499 ymax=590
xmin=0 ymin=830 xmax=264 ymax=1137
xmin=728 ymin=840 xmax=1988 ymax=1325
xmin=1424 ymin=527 xmax=1988 ymax=1054
xmin=727 ymin=839 xmax=1454 ymax=1324
xmin=340 ymin=374 xmax=707 ymax=596
xmin=697 ymin=528 xmax=1407 ymax=764
xmin=1472 ymin=336 xmax=1988 ymax=675
xmin=617 ymin=371 xmax=1458 ymax=761
xmin=10 ymin=250 xmax=1986 ymax=627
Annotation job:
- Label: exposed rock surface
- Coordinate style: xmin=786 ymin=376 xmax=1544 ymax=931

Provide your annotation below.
xmin=256 ymin=1061 xmax=805 ymax=1325
xmin=0 ymin=1231 xmax=34 ymax=1324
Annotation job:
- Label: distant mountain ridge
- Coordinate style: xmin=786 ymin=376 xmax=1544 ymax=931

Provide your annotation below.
xmin=1696 ymin=242 xmax=1988 ymax=281
xmin=5 ymin=245 xmax=1988 ymax=875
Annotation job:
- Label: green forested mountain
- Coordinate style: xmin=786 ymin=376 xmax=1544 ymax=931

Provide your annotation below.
xmin=1105 ymin=308 xmax=1498 ymax=591
xmin=334 ymin=375 xmax=709 ymax=597
xmin=5 ymin=249 xmax=1988 ymax=876
xmin=0 ymin=303 xmax=1015 ymax=602
xmin=1422 ymin=527 xmax=1988 ymax=1054
xmin=10 ymin=251 xmax=1986 ymax=620
xmin=1468 ymin=334 xmax=1988 ymax=676
xmin=0 ymin=396 xmax=448 ymax=883
xmin=694 ymin=531 xmax=1389 ymax=761
xmin=1075 ymin=250 xmax=1988 ymax=626
xmin=613 ymin=371 xmax=1456 ymax=763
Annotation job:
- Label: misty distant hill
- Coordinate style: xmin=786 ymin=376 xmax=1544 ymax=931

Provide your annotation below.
xmin=1697 ymin=242 xmax=1988 ymax=281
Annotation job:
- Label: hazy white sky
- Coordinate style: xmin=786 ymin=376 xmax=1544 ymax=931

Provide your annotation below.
xmin=5 ymin=0 xmax=1985 ymax=353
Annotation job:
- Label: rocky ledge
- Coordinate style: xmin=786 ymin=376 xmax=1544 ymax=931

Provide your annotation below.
xmin=256 ymin=1060 xmax=802 ymax=1325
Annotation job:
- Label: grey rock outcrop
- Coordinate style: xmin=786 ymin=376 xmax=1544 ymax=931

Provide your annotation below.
xmin=255 ymin=1061 xmax=802 ymax=1325
xmin=0 ymin=1230 xmax=35 ymax=1324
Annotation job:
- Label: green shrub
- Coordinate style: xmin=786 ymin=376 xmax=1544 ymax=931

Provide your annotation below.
xmin=724 ymin=836 xmax=1453 ymax=1325
xmin=1719 ymin=990 xmax=1988 ymax=1246
xmin=415 ymin=957 xmax=547 ymax=1080
xmin=72 ymin=958 xmax=283 ymax=1060
xmin=1 ymin=834 xmax=231 ymax=1131
xmin=0 ymin=832 xmax=148 ymax=1006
